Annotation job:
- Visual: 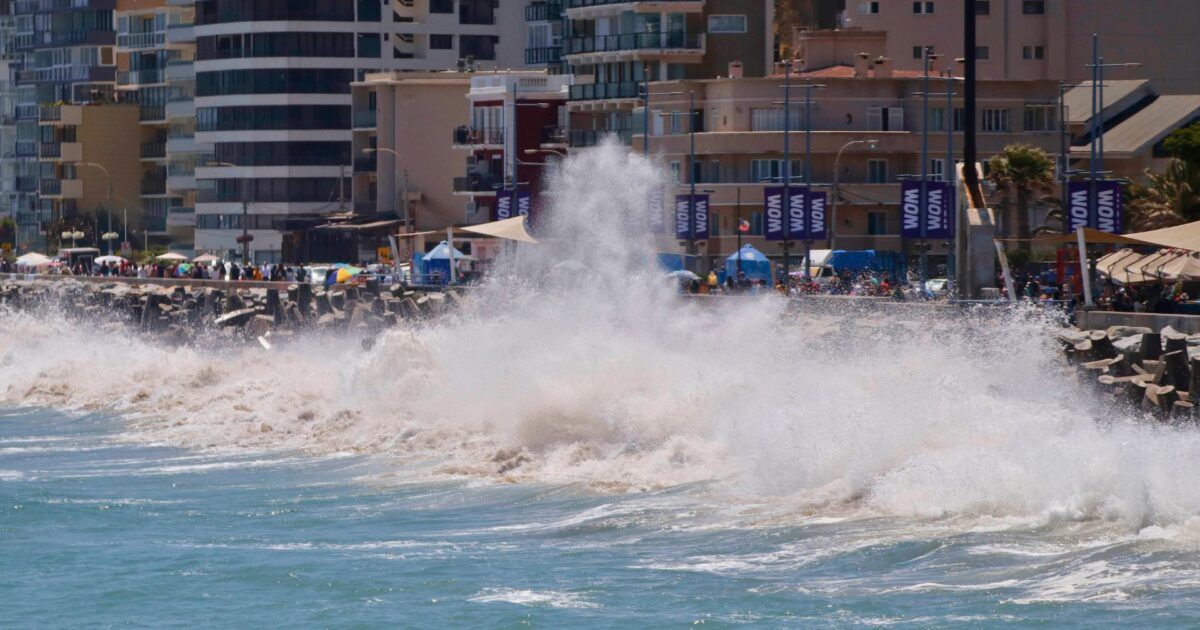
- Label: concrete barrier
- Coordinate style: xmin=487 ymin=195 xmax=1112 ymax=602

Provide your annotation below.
xmin=1076 ymin=309 xmax=1200 ymax=335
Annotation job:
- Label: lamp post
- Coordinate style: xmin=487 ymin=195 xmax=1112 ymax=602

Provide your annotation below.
xmin=208 ymin=161 xmax=251 ymax=264
xmin=77 ymin=161 xmax=114 ymax=254
xmin=1085 ymin=35 xmax=1140 ymax=230
xmin=830 ymin=139 xmax=878 ymax=251
xmin=735 ymin=185 xmax=743 ymax=274
xmin=362 ymin=147 xmax=412 ymax=233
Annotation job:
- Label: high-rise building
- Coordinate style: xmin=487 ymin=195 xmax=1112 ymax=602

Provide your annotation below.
xmin=563 ymin=0 xmax=775 ymax=147
xmin=192 ymin=0 xmax=530 ymax=263
xmin=842 ymin=0 xmax=1200 ymax=94
xmin=11 ymin=0 xmax=118 ymax=251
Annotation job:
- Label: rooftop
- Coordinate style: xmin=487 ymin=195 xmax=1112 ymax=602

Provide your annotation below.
xmin=1072 ymin=94 xmax=1200 ymax=158
xmin=1063 ymin=79 xmax=1151 ymax=125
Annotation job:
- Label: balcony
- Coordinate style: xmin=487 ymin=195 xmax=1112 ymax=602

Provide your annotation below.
xmin=353 ymin=110 xmax=377 ymax=129
xmin=166 ymin=206 xmax=196 ymax=229
xmin=354 ymin=156 xmax=377 ymax=173
xmin=15 ymin=176 xmax=37 ymax=192
xmin=39 ymin=177 xmax=82 ymax=199
xmin=525 ymin=46 xmax=562 ymax=65
xmin=39 ymin=142 xmax=60 ymax=159
xmin=569 ymin=81 xmax=641 ymax=101
xmin=165 ymin=61 xmax=194 ymax=82
xmin=141 ymin=141 xmax=166 ymax=159
xmin=570 ymin=128 xmax=631 ymax=147
xmin=39 ymin=104 xmax=81 ymax=125
xmin=15 ymin=140 xmax=38 ymax=157
xmin=116 ymin=31 xmax=166 ymax=49
xmin=117 ymin=68 xmax=165 ymax=86
xmin=525 ymin=1 xmax=562 ymax=21
xmin=140 ymin=105 xmax=166 ymax=122
xmin=452 ymin=126 xmax=504 ymax=147
xmin=453 ymin=173 xmax=504 ymax=194
xmin=141 ymin=176 xmax=167 ymax=196
xmin=541 ymin=125 xmax=569 ymax=147
xmin=564 ymin=32 xmax=704 ymax=58
xmin=565 ymin=0 xmax=703 ymax=9
xmin=38 ymin=178 xmax=59 ymax=196
xmin=39 ymin=141 xmax=82 ymax=162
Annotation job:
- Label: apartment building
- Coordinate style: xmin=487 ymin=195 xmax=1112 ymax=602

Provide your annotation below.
xmin=639 ymin=62 xmax=1060 ymax=270
xmin=11 ymin=0 xmax=118 ymax=251
xmin=192 ymin=0 xmax=529 ymax=263
xmin=36 ymin=103 xmax=142 ymax=245
xmin=843 ymin=0 xmax=1200 ymax=94
xmin=0 ymin=0 xmax=20 ymax=233
xmin=564 ymin=0 xmax=774 ymax=147
xmin=114 ymin=0 xmax=193 ymax=251
xmin=523 ymin=0 xmax=563 ymax=69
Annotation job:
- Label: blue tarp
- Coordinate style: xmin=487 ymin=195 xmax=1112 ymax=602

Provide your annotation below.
xmin=420 ymin=241 xmax=466 ymax=285
xmin=725 ymin=245 xmax=773 ymax=285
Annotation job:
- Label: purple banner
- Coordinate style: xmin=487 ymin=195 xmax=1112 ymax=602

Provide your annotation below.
xmin=764 ymin=187 xmax=785 ymax=241
xmin=787 ymin=187 xmax=807 ymax=241
xmin=648 ymin=187 xmax=666 ymax=234
xmin=493 ymin=190 xmax=531 ymax=221
xmin=1067 ymin=180 xmax=1123 ymax=234
xmin=693 ymin=194 xmax=710 ymax=241
xmin=675 ymin=195 xmax=691 ymax=240
xmin=807 ymin=189 xmax=828 ymax=240
xmin=901 ymin=181 xmax=953 ymax=239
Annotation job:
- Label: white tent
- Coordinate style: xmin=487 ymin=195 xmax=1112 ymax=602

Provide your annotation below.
xmin=15 ymin=252 xmax=52 ymax=267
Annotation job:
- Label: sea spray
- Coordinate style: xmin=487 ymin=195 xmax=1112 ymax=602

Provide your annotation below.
xmin=4 ymin=139 xmax=1200 ymax=530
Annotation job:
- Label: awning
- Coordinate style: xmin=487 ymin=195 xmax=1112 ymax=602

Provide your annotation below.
xmin=1126 ymin=221 xmax=1200 ymax=252
xmin=458 ymin=216 xmax=538 ymax=244
xmin=998 ymin=227 xmax=1153 ymax=246
xmin=316 ymin=219 xmax=401 ymax=232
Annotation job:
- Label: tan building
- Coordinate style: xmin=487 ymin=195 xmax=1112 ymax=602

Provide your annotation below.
xmin=841 ymin=0 xmax=1200 ymax=94
xmin=638 ymin=62 xmax=1061 ymax=270
xmin=37 ymin=103 xmax=144 ymax=242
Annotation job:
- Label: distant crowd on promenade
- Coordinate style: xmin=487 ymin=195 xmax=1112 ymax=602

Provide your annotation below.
xmin=0 ymin=258 xmax=312 ymax=283
xmin=683 ymin=268 xmax=930 ymax=300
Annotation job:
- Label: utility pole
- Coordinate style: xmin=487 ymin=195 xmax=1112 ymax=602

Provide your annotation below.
xmin=736 ymin=185 xmax=742 ymax=274
xmin=782 ymin=57 xmax=793 ymax=279
xmin=919 ymin=46 xmax=931 ymax=295
xmin=963 ymin=0 xmax=978 ymax=200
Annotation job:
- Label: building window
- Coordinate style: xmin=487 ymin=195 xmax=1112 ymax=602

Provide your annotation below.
xmin=975 ymin=46 xmax=990 ymax=60
xmin=430 ymin=0 xmax=453 ymax=13
xmin=1023 ymin=105 xmax=1056 ymax=132
xmin=357 ymin=34 xmax=380 ymax=58
xmin=868 ymin=159 xmax=888 ymax=184
xmin=930 ymin=158 xmax=945 ymax=181
xmin=709 ymin=161 xmax=721 ymax=184
xmin=858 ymin=1 xmax=880 ymax=14
xmin=1023 ymin=1 xmax=1045 ymax=14
xmin=868 ymin=211 xmax=888 ymax=235
xmin=1022 ymin=45 xmax=1045 ymax=60
xmin=669 ymin=161 xmax=680 ymax=181
xmin=707 ymin=15 xmax=746 ymax=33
xmin=751 ymin=159 xmax=803 ymax=183
xmin=952 ymin=107 xmax=966 ymax=132
xmin=982 ymin=108 xmax=1009 ymax=132
xmin=912 ymin=1 xmax=934 ymax=14
xmin=431 ymin=34 xmax=454 ymax=50
xmin=750 ymin=108 xmax=804 ymax=131
xmin=929 ymin=107 xmax=946 ymax=132
xmin=868 ymin=106 xmax=904 ymax=132
xmin=459 ymin=34 xmax=497 ymax=60
xmin=975 ymin=0 xmax=991 ymax=15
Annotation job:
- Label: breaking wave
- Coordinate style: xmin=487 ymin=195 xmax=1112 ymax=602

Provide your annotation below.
xmin=5 ymin=138 xmax=1200 ymax=531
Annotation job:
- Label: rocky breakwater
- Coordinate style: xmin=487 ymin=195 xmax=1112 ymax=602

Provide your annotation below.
xmin=0 ymin=276 xmax=467 ymax=347
xmin=1062 ymin=324 xmax=1200 ymax=423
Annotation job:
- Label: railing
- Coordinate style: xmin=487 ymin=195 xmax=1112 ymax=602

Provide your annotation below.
xmin=116 ymin=31 xmax=166 ymax=49
xmin=141 ymin=177 xmax=167 ymax=196
xmin=525 ymin=46 xmax=562 ymax=65
xmin=354 ymin=156 xmax=377 ymax=173
xmin=569 ymin=81 xmax=641 ymax=101
xmin=565 ymin=32 xmax=703 ymax=55
xmin=140 ymin=105 xmax=166 ymax=121
xmin=39 ymin=105 xmax=60 ymax=121
xmin=39 ymin=178 xmax=61 ymax=195
xmin=353 ymin=110 xmax=377 ymax=128
xmin=453 ymin=174 xmax=504 ymax=193
xmin=525 ymin=1 xmax=563 ymax=21
xmin=452 ymin=126 xmax=504 ymax=145
xmin=40 ymin=142 xmax=61 ymax=158
xmin=16 ymin=104 xmax=39 ymax=120
xmin=117 ymin=68 xmax=164 ymax=86
xmin=541 ymin=125 xmax=568 ymax=145
xmin=566 ymin=0 xmax=698 ymax=6
xmin=166 ymin=207 xmax=196 ymax=228
xmin=15 ymin=140 xmax=38 ymax=157
xmin=570 ymin=128 xmax=631 ymax=147
xmin=15 ymin=176 xmax=38 ymax=192
xmin=14 ymin=0 xmax=98 ymax=14
xmin=141 ymin=142 xmax=166 ymax=159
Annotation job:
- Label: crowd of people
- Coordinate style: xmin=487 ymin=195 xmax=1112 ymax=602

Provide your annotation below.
xmin=0 ymin=257 xmax=314 ymax=283
xmin=678 ymin=268 xmax=930 ymax=300
xmin=1097 ymin=281 xmax=1192 ymax=313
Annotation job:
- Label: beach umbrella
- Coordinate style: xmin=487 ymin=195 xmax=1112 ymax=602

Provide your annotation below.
xmin=193 ymin=254 xmax=219 ymax=263
xmin=667 ymin=269 xmax=700 ymax=281
xmin=175 ymin=263 xmax=193 ymax=276
xmin=94 ymin=255 xmax=127 ymax=265
xmin=325 ymin=264 xmax=363 ymax=285
xmin=16 ymin=252 xmax=52 ymax=266
xmin=156 ymin=252 xmax=188 ymax=261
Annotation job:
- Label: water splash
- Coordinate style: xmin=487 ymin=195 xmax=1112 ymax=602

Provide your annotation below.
xmin=4 ymin=139 xmax=1200 ymax=530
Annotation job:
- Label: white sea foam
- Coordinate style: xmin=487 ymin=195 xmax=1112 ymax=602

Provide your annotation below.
xmin=468 ymin=588 xmax=600 ymax=609
xmin=3 ymin=138 xmax=1200 ymax=533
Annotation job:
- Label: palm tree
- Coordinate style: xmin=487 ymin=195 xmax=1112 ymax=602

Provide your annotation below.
xmin=1127 ymin=159 xmax=1199 ymax=231
xmin=986 ymin=144 xmax=1057 ymax=252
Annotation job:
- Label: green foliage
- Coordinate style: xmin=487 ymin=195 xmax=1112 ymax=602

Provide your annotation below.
xmin=136 ymin=245 xmax=167 ymax=265
xmin=1127 ymin=159 xmax=1200 ymax=230
xmin=1163 ymin=124 xmax=1200 ymax=166
xmin=987 ymin=144 xmax=1058 ymax=252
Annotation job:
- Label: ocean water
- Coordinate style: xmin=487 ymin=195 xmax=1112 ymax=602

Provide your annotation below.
xmin=7 ymin=140 xmax=1200 ymax=626
xmin=6 ymin=407 xmax=1200 ymax=627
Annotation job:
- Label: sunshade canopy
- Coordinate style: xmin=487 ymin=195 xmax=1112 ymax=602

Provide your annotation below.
xmin=458 ymin=216 xmax=538 ymax=244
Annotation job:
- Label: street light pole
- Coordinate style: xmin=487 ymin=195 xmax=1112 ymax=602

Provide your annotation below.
xmin=642 ymin=61 xmax=651 ymax=157
xmin=919 ymin=47 xmax=931 ymax=295
xmin=364 ymin=147 xmax=412 ymax=233
xmin=830 ymin=139 xmax=878 ymax=251
xmin=736 ymin=185 xmax=742 ymax=274
xmin=77 ymin=161 xmax=113 ymax=254
xmin=782 ymin=58 xmax=793 ymax=280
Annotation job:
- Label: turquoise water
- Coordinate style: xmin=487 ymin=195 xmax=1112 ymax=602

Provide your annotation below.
xmin=6 ymin=407 xmax=1200 ymax=627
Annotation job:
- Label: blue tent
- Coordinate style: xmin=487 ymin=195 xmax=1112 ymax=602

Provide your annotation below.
xmin=725 ymin=245 xmax=773 ymax=285
xmin=420 ymin=241 xmax=466 ymax=284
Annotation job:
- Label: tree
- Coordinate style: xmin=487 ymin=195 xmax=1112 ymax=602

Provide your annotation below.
xmin=1126 ymin=159 xmax=1199 ymax=231
xmin=986 ymin=144 xmax=1057 ymax=253
xmin=1163 ymin=124 xmax=1200 ymax=167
